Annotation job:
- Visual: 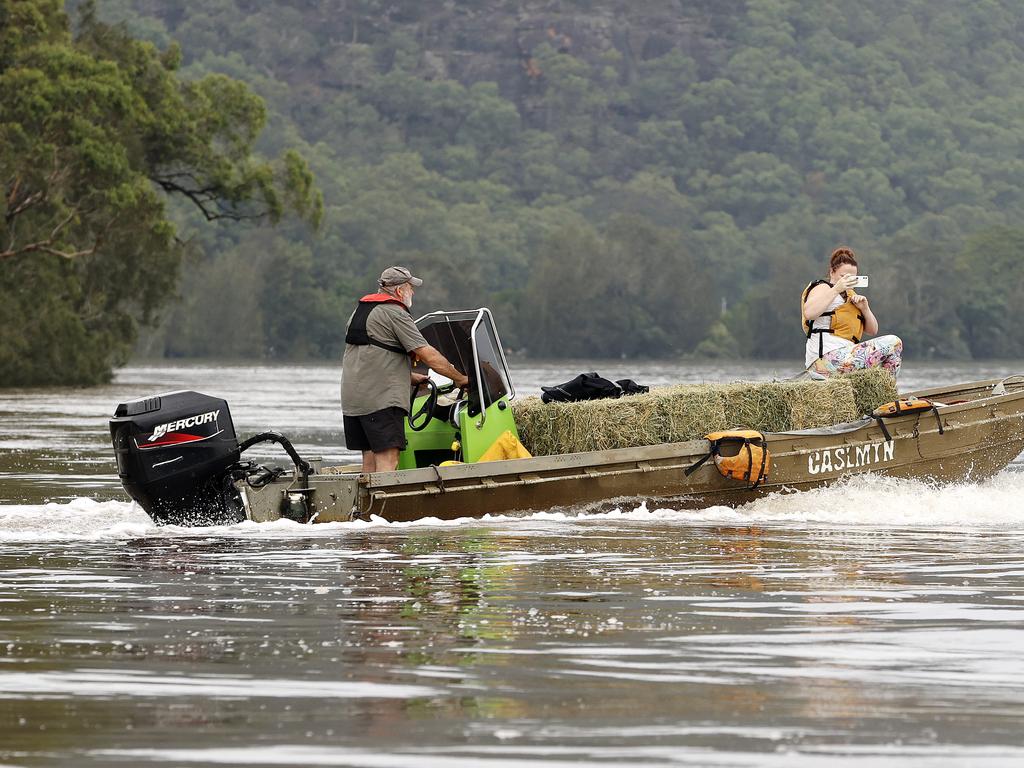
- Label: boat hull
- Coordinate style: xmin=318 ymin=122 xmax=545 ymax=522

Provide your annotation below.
xmin=239 ymin=378 xmax=1024 ymax=524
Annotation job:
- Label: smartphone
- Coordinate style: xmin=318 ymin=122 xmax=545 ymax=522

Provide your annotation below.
xmin=851 ymin=275 xmax=869 ymax=288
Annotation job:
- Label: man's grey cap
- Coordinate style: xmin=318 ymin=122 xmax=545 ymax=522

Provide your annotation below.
xmin=379 ymin=266 xmax=423 ymax=287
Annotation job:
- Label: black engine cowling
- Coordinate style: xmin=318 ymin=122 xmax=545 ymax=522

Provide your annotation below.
xmin=109 ymin=391 xmax=244 ymax=526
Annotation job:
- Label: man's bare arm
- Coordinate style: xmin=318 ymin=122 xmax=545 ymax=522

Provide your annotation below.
xmin=411 ymin=345 xmax=470 ymax=388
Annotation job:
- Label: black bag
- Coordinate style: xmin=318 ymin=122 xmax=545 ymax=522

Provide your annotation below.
xmin=616 ymin=379 xmax=649 ymax=396
xmin=540 ymin=372 xmax=649 ymax=404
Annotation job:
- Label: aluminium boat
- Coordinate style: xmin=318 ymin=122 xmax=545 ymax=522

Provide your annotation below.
xmin=241 ymin=378 xmax=1024 ymax=523
xmin=109 ymin=309 xmax=1024 ymax=526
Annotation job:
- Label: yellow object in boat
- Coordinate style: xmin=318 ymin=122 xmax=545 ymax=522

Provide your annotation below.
xmin=478 ymin=430 xmax=533 ymax=462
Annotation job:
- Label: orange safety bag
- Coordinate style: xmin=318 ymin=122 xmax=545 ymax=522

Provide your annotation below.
xmin=871 ymin=398 xmax=944 ymax=442
xmin=685 ymin=429 xmax=771 ymax=489
xmin=872 ymin=398 xmax=936 ymax=417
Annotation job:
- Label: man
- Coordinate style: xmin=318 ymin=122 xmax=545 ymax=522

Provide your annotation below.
xmin=341 ymin=266 xmax=469 ymax=473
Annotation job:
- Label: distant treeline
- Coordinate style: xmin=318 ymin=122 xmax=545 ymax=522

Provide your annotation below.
xmin=8 ymin=1 xmax=1024 ymax=385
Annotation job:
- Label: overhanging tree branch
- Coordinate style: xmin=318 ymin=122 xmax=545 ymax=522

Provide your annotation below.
xmin=151 ymin=174 xmax=267 ymax=222
xmin=0 ymin=207 xmax=112 ymax=262
xmin=0 ymin=240 xmax=98 ymax=261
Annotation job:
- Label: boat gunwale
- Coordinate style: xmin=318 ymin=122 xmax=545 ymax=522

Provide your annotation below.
xmin=906 ymin=376 xmax=1024 ymax=403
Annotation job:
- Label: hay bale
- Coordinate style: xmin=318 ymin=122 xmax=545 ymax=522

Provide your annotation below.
xmin=511 ymin=397 xmax=560 ymax=457
xmin=784 ymin=377 xmax=859 ymax=429
xmin=717 ymin=381 xmax=793 ymax=432
xmin=642 ymin=384 xmax=729 ymax=444
xmin=840 ymin=368 xmax=900 ymax=416
xmin=719 ymin=378 xmax=860 ymax=432
xmin=512 ymin=371 xmax=894 ymax=456
xmin=512 ymin=384 xmax=727 ymax=456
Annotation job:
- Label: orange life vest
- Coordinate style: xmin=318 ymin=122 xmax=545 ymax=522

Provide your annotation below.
xmin=801 ymin=280 xmax=866 ymax=358
xmin=685 ymin=429 xmax=771 ymax=489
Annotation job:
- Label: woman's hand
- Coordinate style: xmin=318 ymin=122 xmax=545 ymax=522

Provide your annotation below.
xmin=849 ymin=293 xmax=869 ymax=309
xmin=851 ymin=293 xmax=879 ymax=335
xmin=835 ymin=274 xmax=858 ymax=294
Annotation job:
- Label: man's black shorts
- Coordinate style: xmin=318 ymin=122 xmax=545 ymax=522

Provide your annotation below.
xmin=343 ymin=407 xmax=408 ymax=452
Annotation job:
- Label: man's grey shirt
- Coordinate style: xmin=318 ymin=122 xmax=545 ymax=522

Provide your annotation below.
xmin=341 ymin=303 xmax=428 ymax=416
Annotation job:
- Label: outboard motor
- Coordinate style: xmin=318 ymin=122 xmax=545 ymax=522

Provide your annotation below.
xmin=110 ymin=391 xmax=243 ymax=526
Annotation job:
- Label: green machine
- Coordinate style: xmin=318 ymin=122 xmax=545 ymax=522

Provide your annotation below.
xmin=397 ymin=308 xmax=523 ymax=470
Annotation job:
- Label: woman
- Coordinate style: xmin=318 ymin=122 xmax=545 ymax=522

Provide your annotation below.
xmin=801 ymin=247 xmax=903 ymax=378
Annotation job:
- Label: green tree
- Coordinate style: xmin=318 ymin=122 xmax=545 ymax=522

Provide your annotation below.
xmin=0 ymin=0 xmax=320 ymax=385
xmin=956 ymin=226 xmax=1024 ymax=358
xmin=522 ymin=214 xmax=715 ymax=358
xmin=871 ymin=230 xmax=969 ymax=360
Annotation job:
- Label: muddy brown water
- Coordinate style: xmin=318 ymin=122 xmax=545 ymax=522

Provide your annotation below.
xmin=2 ymin=360 xmax=1024 ymax=767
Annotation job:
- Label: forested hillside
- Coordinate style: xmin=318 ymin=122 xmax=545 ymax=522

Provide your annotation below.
xmin=97 ymin=0 xmax=1024 ymax=361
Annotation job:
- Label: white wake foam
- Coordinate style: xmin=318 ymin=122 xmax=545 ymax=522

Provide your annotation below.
xmin=719 ymin=469 xmax=1024 ymax=528
xmin=0 ymin=497 xmax=156 ymax=541
xmin=1 ymin=470 xmax=1022 ymax=541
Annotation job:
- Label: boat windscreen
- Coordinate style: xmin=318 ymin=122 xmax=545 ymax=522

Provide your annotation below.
xmin=417 ymin=311 xmax=510 ymax=410
xmin=419 ymin=317 xmax=474 ymax=379
xmin=473 ymin=321 xmax=510 ymax=409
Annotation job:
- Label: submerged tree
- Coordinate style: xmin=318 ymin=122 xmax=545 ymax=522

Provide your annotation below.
xmin=0 ymin=0 xmax=321 ymax=386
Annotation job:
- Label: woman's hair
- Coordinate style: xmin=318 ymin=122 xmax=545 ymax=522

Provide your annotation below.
xmin=828 ymin=246 xmax=858 ymax=275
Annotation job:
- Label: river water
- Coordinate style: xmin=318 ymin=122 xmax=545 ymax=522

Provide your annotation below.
xmin=2 ymin=359 xmax=1024 ymax=766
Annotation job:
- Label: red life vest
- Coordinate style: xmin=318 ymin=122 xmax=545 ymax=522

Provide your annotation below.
xmin=358 ymin=293 xmax=408 ymax=306
xmin=345 ymin=294 xmax=410 ymax=355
